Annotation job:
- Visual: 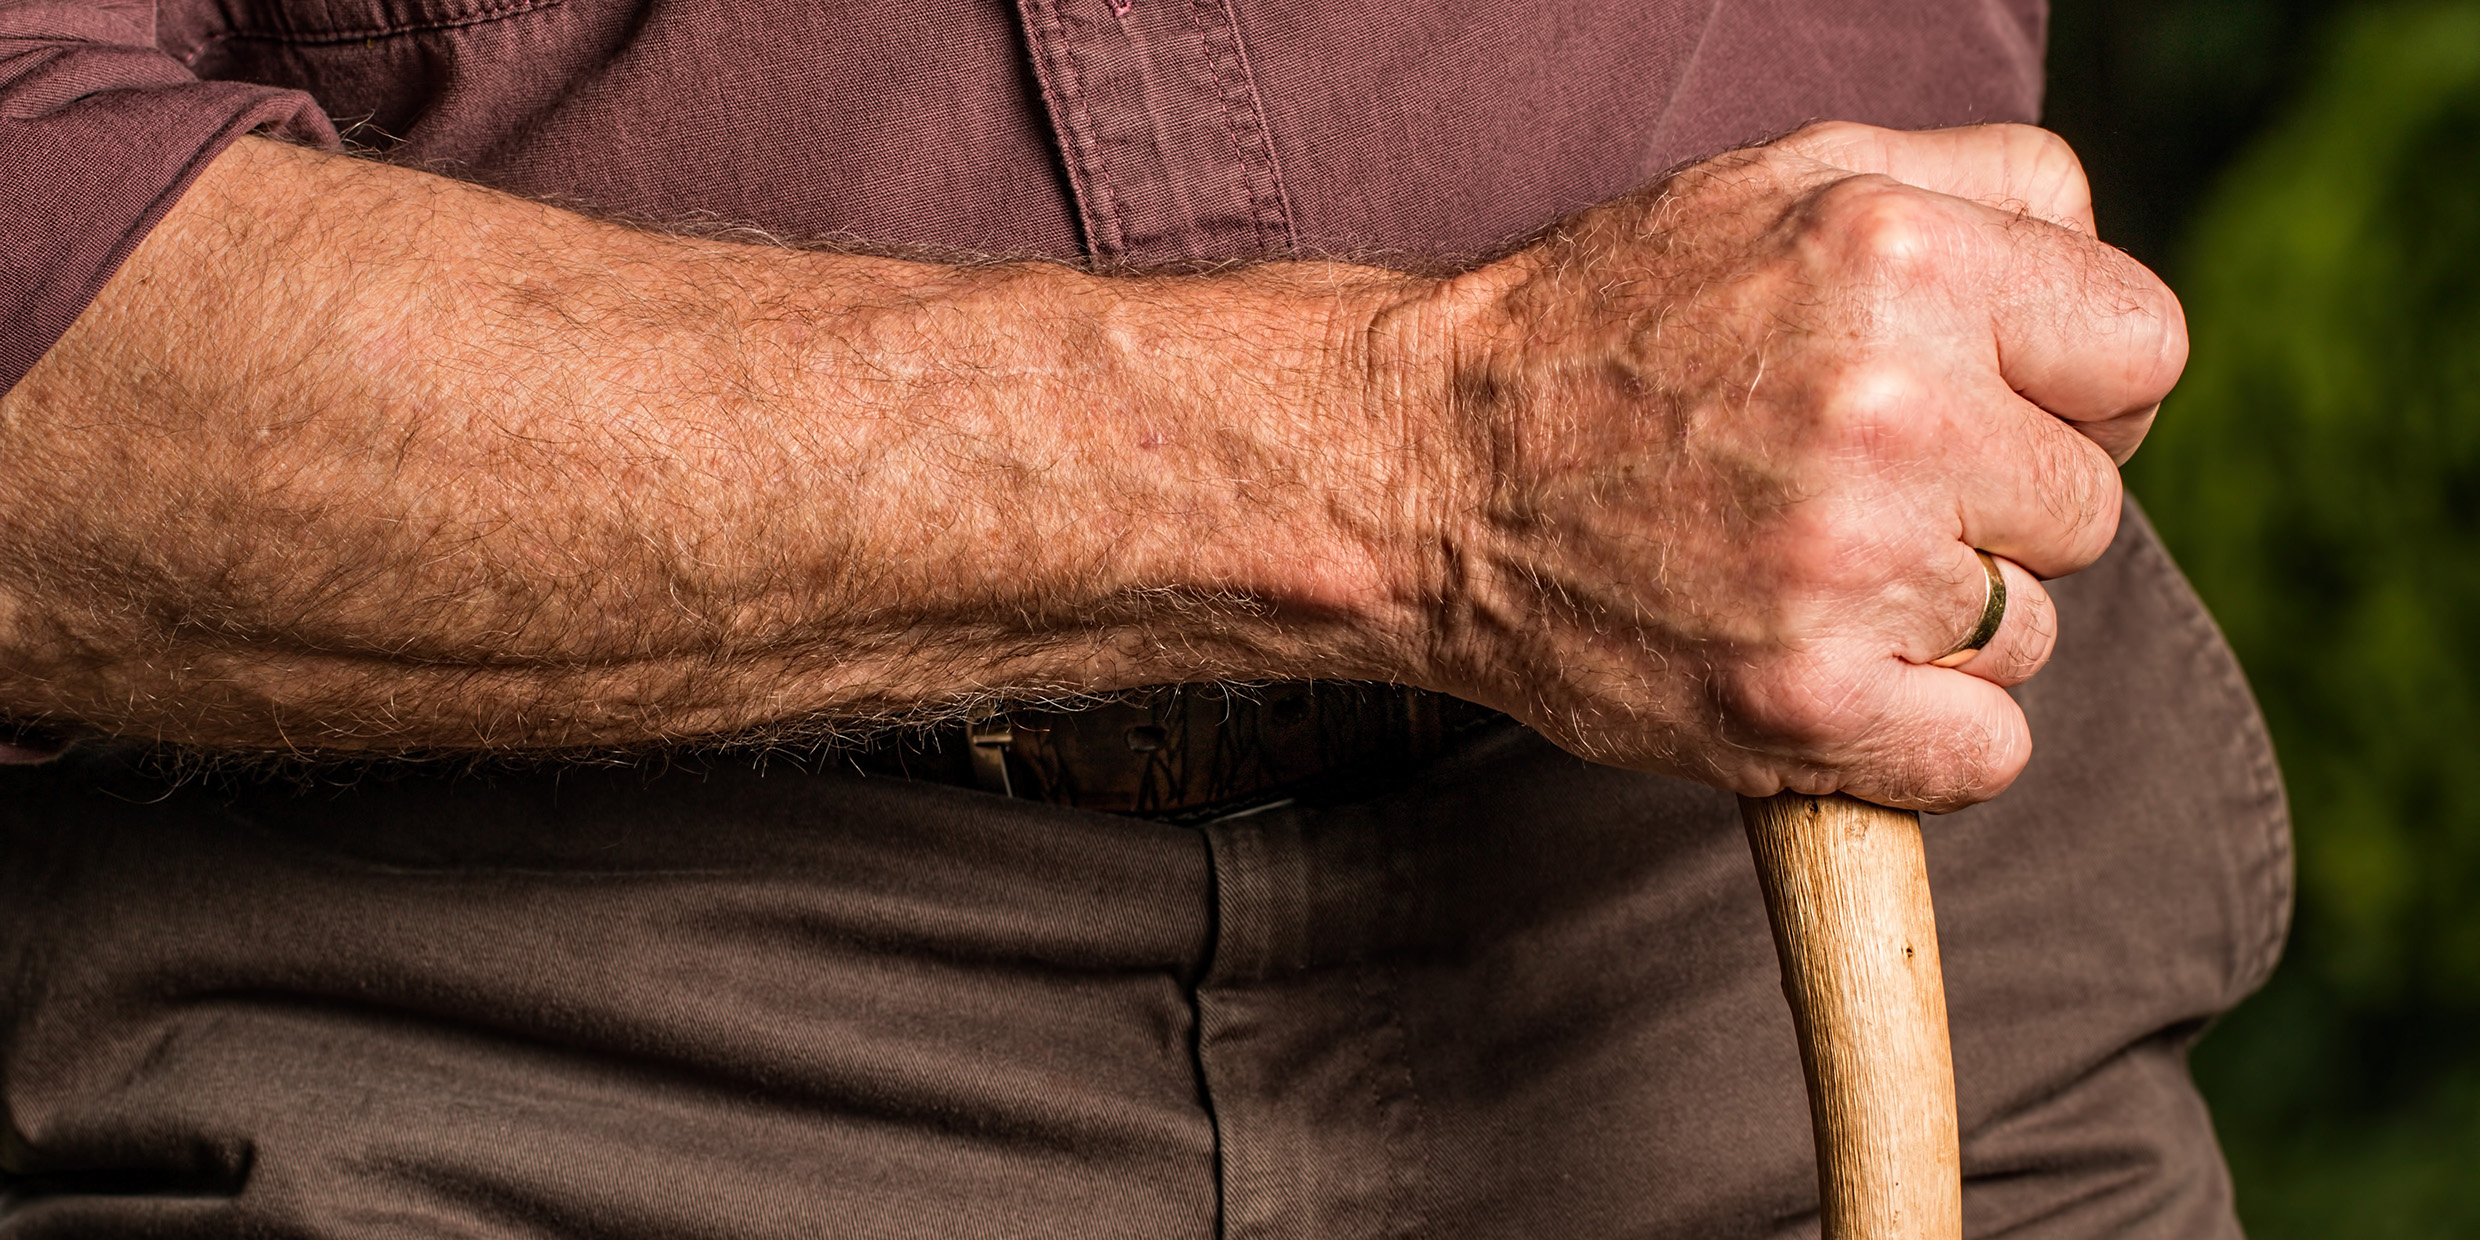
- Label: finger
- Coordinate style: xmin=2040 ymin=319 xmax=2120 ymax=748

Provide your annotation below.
xmin=1776 ymin=121 xmax=2095 ymax=233
xmin=1923 ymin=553 xmax=2055 ymax=688
xmin=1947 ymin=382 xmax=2127 ymax=578
xmin=1756 ymin=661 xmax=2033 ymax=812
xmin=1795 ymin=172 xmax=2185 ymax=438
xmin=1972 ymin=200 xmax=2190 ymax=427
xmin=1808 ymin=346 xmax=2120 ymax=580
xmin=1860 ymin=661 xmax=2034 ymax=811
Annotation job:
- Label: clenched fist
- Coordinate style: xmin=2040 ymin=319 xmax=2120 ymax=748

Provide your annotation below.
xmin=1380 ymin=123 xmax=2187 ymax=811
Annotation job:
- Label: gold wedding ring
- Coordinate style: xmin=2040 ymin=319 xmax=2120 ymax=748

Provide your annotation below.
xmin=1931 ymin=550 xmax=2008 ymax=668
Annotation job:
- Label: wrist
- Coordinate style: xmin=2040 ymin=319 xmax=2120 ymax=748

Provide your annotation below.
xmin=1343 ymin=255 xmax=1535 ymax=698
xmin=1138 ymin=260 xmax=1471 ymax=687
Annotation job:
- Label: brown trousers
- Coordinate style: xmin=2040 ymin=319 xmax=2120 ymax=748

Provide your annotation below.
xmin=0 ymin=511 xmax=2289 ymax=1239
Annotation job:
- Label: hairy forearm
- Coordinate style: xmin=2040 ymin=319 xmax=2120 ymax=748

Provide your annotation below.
xmin=0 ymin=137 xmax=1453 ymax=750
xmin=3 ymin=122 xmax=2186 ymax=809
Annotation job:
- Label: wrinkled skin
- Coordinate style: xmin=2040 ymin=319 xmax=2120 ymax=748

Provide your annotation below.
xmin=0 ymin=124 xmax=2180 ymax=813
xmin=1402 ymin=123 xmax=2187 ymax=810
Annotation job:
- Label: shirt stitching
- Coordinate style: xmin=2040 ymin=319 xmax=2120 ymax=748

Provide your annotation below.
xmin=213 ymin=0 xmax=564 ymax=46
xmin=1182 ymin=0 xmax=1295 ymax=256
xmin=1016 ymin=0 xmax=1132 ymax=259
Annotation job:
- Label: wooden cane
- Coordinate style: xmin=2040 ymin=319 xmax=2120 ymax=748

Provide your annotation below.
xmin=1740 ymin=791 xmax=1962 ymax=1240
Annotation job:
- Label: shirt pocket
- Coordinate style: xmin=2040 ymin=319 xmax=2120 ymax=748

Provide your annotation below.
xmin=208 ymin=0 xmax=566 ymax=44
xmin=185 ymin=0 xmax=577 ymax=146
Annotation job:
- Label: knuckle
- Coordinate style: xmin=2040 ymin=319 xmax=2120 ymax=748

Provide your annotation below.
xmin=1986 ymin=123 xmax=2095 ymax=231
xmin=1812 ymin=177 xmax=1947 ymax=277
xmin=1999 ymin=583 xmax=2060 ymax=681
xmin=2077 ymin=251 xmax=2188 ymax=386
xmin=2078 ymin=482 xmax=2126 ymax=561
xmin=2038 ymin=436 xmax=2124 ymax=565
xmin=2027 ymin=126 xmax=2093 ymax=184
xmin=1905 ymin=713 xmax=2023 ymax=808
xmin=1814 ymin=359 xmax=1934 ymax=457
xmin=1977 ymin=724 xmax=2033 ymax=794
xmin=1782 ymin=119 xmax=1876 ymax=157
xmin=2000 ymin=122 xmax=2082 ymax=174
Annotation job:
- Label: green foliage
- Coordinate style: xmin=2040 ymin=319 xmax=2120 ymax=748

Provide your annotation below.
xmin=2126 ymin=3 xmax=2480 ymax=1231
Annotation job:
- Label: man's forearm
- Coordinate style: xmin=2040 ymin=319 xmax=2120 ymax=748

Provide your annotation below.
xmin=0 ymin=137 xmax=1450 ymax=750
xmin=3 ymin=123 xmax=2187 ymax=811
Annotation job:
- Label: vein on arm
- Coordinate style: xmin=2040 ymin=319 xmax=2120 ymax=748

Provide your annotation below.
xmin=0 ymin=137 xmax=1450 ymax=752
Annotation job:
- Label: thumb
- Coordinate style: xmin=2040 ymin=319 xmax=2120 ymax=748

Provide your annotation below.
xmin=1776 ymin=121 xmax=2097 ymax=234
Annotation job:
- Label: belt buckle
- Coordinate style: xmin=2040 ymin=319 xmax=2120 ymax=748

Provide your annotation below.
xmin=967 ymin=713 xmax=1014 ymax=797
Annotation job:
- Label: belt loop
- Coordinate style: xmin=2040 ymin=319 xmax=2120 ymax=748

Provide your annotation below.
xmin=968 ymin=712 xmax=1016 ymax=797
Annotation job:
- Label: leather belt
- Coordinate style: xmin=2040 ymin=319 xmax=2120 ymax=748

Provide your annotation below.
xmin=846 ymin=683 xmax=1503 ymax=821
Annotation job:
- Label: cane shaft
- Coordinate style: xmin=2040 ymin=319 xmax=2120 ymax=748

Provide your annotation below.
xmin=1740 ymin=792 xmax=1962 ymax=1240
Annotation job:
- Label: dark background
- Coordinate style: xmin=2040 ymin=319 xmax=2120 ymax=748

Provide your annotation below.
xmin=2047 ymin=1 xmax=2480 ymax=1232
xmin=2049 ymin=0 xmax=2350 ymax=273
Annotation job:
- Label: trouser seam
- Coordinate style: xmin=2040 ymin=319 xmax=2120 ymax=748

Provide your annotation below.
xmin=1351 ymin=954 xmax=1430 ymax=1239
xmin=1186 ymin=821 xmax=1231 ymax=1240
xmin=1365 ymin=818 xmax=1430 ymax=1240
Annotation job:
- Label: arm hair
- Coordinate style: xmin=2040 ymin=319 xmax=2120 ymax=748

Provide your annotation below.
xmin=0 ymin=137 xmax=1460 ymax=753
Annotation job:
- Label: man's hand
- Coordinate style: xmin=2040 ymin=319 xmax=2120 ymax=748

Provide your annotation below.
xmin=1387 ymin=123 xmax=2187 ymax=810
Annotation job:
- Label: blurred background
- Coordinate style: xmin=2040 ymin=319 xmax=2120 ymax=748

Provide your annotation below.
xmin=2045 ymin=0 xmax=2480 ymax=1232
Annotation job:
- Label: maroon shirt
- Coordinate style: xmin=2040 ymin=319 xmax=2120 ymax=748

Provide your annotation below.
xmin=0 ymin=13 xmax=2300 ymax=1237
xmin=0 ymin=0 xmax=2043 ymax=391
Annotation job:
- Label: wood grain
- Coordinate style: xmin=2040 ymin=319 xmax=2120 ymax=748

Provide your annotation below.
xmin=1740 ymin=791 xmax=1962 ymax=1240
